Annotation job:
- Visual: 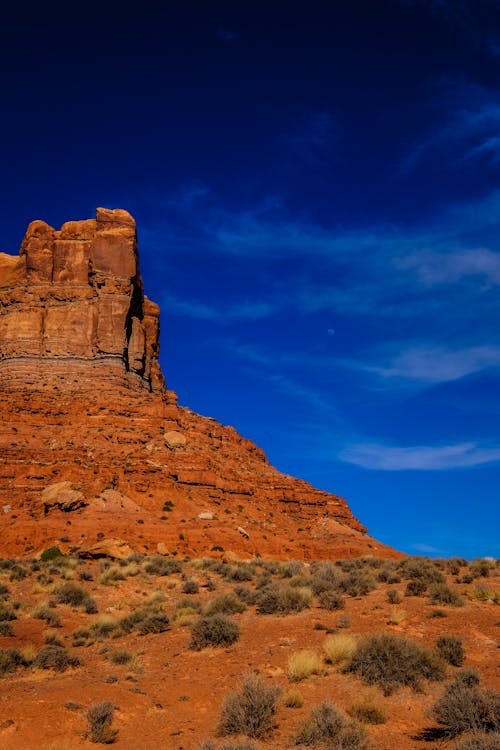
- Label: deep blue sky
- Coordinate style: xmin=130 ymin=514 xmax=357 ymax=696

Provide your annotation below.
xmin=1 ymin=0 xmax=499 ymax=558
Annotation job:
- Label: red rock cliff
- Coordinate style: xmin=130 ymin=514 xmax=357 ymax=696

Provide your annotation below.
xmin=0 ymin=209 xmax=399 ymax=560
xmin=0 ymin=208 xmax=163 ymax=391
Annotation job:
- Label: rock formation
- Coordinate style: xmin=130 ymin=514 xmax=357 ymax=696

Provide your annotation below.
xmin=0 ymin=208 xmax=163 ymax=392
xmin=0 ymin=209 xmax=399 ymax=560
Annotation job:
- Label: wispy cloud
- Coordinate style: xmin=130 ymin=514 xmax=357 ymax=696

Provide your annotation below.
xmin=339 ymin=441 xmax=500 ymax=470
xmin=396 ymin=248 xmax=500 ymax=287
xmin=403 ymin=85 xmax=500 ymax=170
xmin=365 ymin=344 xmax=500 ymax=384
xmin=161 ymin=294 xmax=280 ymax=322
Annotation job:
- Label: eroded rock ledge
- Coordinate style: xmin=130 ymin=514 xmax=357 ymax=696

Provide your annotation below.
xmin=0 ymin=208 xmax=164 ymax=391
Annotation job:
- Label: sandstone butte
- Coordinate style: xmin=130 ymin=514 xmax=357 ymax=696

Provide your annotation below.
xmin=0 ymin=208 xmax=400 ymax=561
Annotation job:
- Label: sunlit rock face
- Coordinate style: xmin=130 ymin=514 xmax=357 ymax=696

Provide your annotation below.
xmin=0 ymin=209 xmax=399 ymax=562
xmin=0 ymin=207 xmax=164 ymax=392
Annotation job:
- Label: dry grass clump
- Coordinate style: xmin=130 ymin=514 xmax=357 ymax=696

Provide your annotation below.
xmin=288 ymin=650 xmax=323 ymax=681
xmin=0 ymin=601 xmax=17 ymax=622
xmin=204 ymin=593 xmax=246 ymax=616
xmin=387 ymin=609 xmax=406 ymax=625
xmin=284 ymin=688 xmax=304 ymax=708
xmin=217 ymin=673 xmax=281 ymax=738
xmin=190 ymin=614 xmax=239 ymax=650
xmin=429 ymin=583 xmax=464 ymax=607
xmin=323 ymin=634 xmax=357 ymax=665
xmin=143 ymin=555 xmax=182 ymax=576
xmin=256 ymin=583 xmax=312 ymax=614
xmin=344 ymin=632 xmax=445 ymax=694
xmin=387 ymin=589 xmax=404 ymax=604
xmin=87 ymin=700 xmax=117 ymax=743
xmin=293 ymin=700 xmax=371 ymax=749
xmin=33 ymin=602 xmax=61 ymax=627
xmin=432 ymin=673 xmax=500 ymax=737
xmin=348 ymin=698 xmax=386 ymax=725
xmin=0 ymin=647 xmax=27 ymax=676
xmin=34 ymin=645 xmax=80 ymax=671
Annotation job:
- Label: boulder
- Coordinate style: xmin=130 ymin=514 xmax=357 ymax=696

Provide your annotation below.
xmin=42 ymin=482 xmax=87 ymax=515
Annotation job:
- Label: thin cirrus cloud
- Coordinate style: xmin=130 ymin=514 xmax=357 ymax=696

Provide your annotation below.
xmin=403 ymin=87 xmax=500 ymax=170
xmin=339 ymin=441 xmax=500 ymax=470
xmin=161 ymin=293 xmax=280 ymax=322
xmin=365 ymin=344 xmax=500 ymax=384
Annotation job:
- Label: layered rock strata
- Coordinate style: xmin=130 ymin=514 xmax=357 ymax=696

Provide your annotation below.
xmin=0 ymin=209 xmax=399 ymax=560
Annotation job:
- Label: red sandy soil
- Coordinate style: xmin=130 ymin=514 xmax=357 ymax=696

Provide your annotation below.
xmin=0 ymin=556 xmax=498 ymax=750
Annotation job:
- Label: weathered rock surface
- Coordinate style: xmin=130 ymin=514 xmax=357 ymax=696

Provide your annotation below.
xmin=0 ymin=209 xmax=400 ymax=560
xmin=0 ymin=208 xmax=164 ymax=392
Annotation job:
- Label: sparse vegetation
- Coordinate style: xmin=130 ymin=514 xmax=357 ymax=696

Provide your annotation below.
xmin=190 ymin=614 xmax=239 ymax=650
xmin=432 ymin=674 xmax=500 ymax=737
xmin=323 ymin=634 xmax=357 ymax=665
xmin=344 ymin=632 xmax=445 ymax=694
xmin=436 ymin=634 xmax=465 ymax=666
xmin=217 ymin=673 xmax=281 ymax=738
xmin=293 ymin=700 xmax=371 ymax=749
xmin=87 ymin=700 xmax=117 ymax=743
xmin=34 ymin=645 xmax=80 ymax=671
xmin=288 ymin=649 xmax=322 ymax=681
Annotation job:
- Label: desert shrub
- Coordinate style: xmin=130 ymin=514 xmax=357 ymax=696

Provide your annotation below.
xmin=344 ymin=632 xmax=445 ymax=694
xmin=428 ymin=608 xmax=448 ymax=618
xmin=447 ymin=558 xmax=468 ymax=575
xmin=182 ymin=578 xmax=199 ymax=594
xmin=318 ymin=588 xmax=345 ymax=610
xmin=452 ymin=732 xmax=500 ymax=750
xmin=285 ymin=688 xmax=304 ymax=708
xmin=217 ymin=673 xmax=280 ymax=738
xmin=280 ymin=561 xmax=304 ymax=578
xmin=0 ymin=584 xmax=10 ymax=598
xmin=387 ymin=609 xmax=406 ymax=625
xmin=294 ymin=701 xmax=371 ymax=748
xmin=176 ymin=597 xmax=202 ymax=613
xmin=54 ymin=582 xmax=88 ymax=607
xmin=44 ymin=629 xmax=63 ymax=646
xmin=323 ymin=634 xmax=357 ymax=665
xmin=190 ymin=614 xmax=239 ymax=650
xmin=143 ymin=555 xmax=182 ymax=576
xmin=432 ymin=676 xmax=500 ymax=737
xmin=387 ymin=589 xmax=404 ymax=604
xmin=87 ymin=615 xmax=118 ymax=640
xmin=348 ymin=698 xmax=386 ymax=724
xmin=0 ymin=622 xmax=13 ymax=636
xmin=405 ymin=579 xmax=427 ymax=596
xmin=398 ymin=557 xmax=444 ymax=585
xmin=310 ymin=562 xmax=343 ymax=594
xmin=0 ymin=602 xmax=17 ymax=622
xmin=100 ymin=566 xmax=126 ymax=585
xmin=204 ymin=593 xmax=246 ymax=616
xmin=0 ymin=648 xmax=26 ymax=676
xmin=9 ymin=564 xmax=27 ymax=581
xmin=256 ymin=583 xmax=312 ymax=614
xmin=293 ymin=701 xmax=346 ymax=744
xmin=225 ymin=564 xmax=255 ymax=582
xmin=429 ymin=583 xmax=464 ymax=607
xmin=288 ymin=650 xmax=322 ymax=681
xmin=79 ymin=569 xmax=94 ymax=582
xmin=436 ymin=635 xmax=465 ymax=666
xmin=469 ymin=559 xmax=494 ymax=578
xmin=119 ymin=608 xmax=170 ymax=635
xmin=220 ymin=743 xmax=259 ymax=750
xmin=233 ymin=585 xmax=259 ymax=605
xmin=108 ymin=649 xmax=132 ymax=665
xmin=455 ymin=668 xmax=480 ymax=687
xmin=34 ymin=645 xmax=80 ymax=671
xmin=339 ymin=571 xmax=377 ymax=597
xmin=87 ymin=700 xmax=117 ymax=743
xmin=40 ymin=546 xmax=64 ymax=562
xmin=33 ymin=604 xmax=61 ymax=627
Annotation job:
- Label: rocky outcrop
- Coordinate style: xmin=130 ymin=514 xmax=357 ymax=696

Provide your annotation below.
xmin=0 ymin=208 xmax=164 ymax=392
xmin=0 ymin=209 xmax=400 ymax=561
